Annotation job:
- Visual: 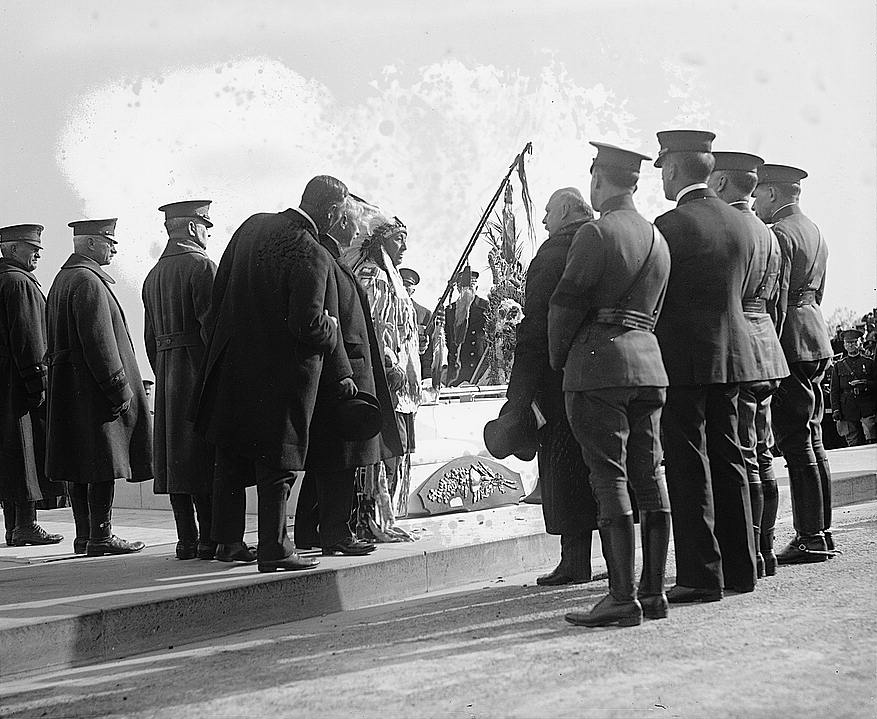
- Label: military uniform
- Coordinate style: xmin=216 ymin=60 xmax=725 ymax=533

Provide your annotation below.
xmin=759 ymin=164 xmax=835 ymax=562
xmin=711 ymin=151 xmax=790 ymax=578
xmin=46 ymin=219 xmax=151 ymax=555
xmin=829 ymin=331 xmax=877 ymax=446
xmin=445 ymin=287 xmax=489 ymax=386
xmin=0 ymin=224 xmax=64 ymax=546
xmin=550 ymin=142 xmax=672 ymax=627
xmin=142 ymin=201 xmax=217 ymax=560
xmin=654 ymin=131 xmax=761 ymax=599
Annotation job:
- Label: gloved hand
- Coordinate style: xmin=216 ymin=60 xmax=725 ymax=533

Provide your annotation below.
xmin=336 ymin=377 xmax=358 ymax=399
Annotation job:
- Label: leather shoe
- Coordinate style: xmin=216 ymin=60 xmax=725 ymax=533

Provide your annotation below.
xmin=86 ymin=535 xmax=146 ymax=556
xmin=322 ymin=537 xmax=376 ymax=556
xmin=175 ymin=541 xmax=197 ymax=560
xmin=666 ymin=585 xmax=723 ymax=604
xmin=10 ymin=524 xmax=64 ymax=546
xmin=73 ymin=537 xmax=88 ymax=555
xmin=214 ymin=542 xmax=257 ymax=562
xmin=536 ymin=566 xmax=589 ymax=586
xmin=197 ymin=541 xmax=217 ymax=560
xmin=565 ymin=595 xmax=643 ymax=628
xmin=776 ymin=534 xmax=830 ymax=565
xmin=724 ymin=584 xmax=755 ymax=594
xmin=258 ymin=553 xmax=320 ymax=572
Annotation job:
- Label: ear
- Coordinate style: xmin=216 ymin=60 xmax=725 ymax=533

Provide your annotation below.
xmin=769 ymin=186 xmax=778 ymax=203
xmin=187 ymin=220 xmax=198 ymax=238
xmin=717 ymin=175 xmax=727 ymax=193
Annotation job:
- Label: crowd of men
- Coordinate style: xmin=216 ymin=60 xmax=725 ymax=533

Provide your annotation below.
xmin=488 ymin=129 xmax=849 ymax=628
xmin=0 ymin=129 xmax=865 ymax=626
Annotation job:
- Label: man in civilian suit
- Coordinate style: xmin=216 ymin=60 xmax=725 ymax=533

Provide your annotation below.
xmin=708 ymin=153 xmax=789 ymax=578
xmin=754 ymin=164 xmax=835 ymax=563
xmin=653 ymin=130 xmax=762 ymax=603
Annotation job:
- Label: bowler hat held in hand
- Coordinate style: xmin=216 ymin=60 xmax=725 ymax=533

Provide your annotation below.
xmin=334 ymin=391 xmax=382 ymax=441
xmin=484 ymin=402 xmax=539 ymax=462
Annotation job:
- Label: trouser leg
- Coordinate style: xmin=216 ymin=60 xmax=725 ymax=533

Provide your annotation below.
xmin=662 ymin=385 xmax=723 ymax=591
xmin=212 ymin=449 xmax=248 ymax=545
xmin=68 ymin=482 xmax=90 ymax=551
xmin=315 ymin=469 xmax=356 ymax=546
xmin=88 ymin=481 xmax=115 ymax=541
xmin=757 ymin=393 xmax=779 ymax=575
xmin=255 ymin=464 xmax=298 ymax=562
xmin=861 ymin=414 xmax=877 ymax=443
xmin=836 ymin=420 xmax=865 ymax=447
xmin=738 ymin=383 xmax=765 ymax=577
xmin=809 ymin=361 xmax=833 ymax=546
xmin=192 ymin=493 xmax=213 ymax=545
xmin=638 ymin=510 xmax=672 ymax=619
xmin=294 ymin=471 xmax=320 ymax=547
xmin=2 ymin=502 xmax=15 ymax=544
xmin=169 ymin=493 xmax=197 ymax=543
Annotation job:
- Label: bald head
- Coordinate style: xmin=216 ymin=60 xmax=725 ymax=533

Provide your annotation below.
xmin=542 ymin=187 xmax=594 ymax=236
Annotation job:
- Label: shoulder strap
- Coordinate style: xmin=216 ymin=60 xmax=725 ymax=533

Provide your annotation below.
xmin=616 ymin=224 xmax=659 ymax=307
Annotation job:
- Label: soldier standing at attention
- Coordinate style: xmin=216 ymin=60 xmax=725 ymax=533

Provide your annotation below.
xmin=754 ymin=164 xmax=836 ymax=563
xmin=829 ymin=328 xmax=877 ymax=446
xmin=0 ymin=224 xmax=64 ymax=547
xmin=708 ymin=152 xmax=789 ymax=578
xmin=142 ymin=201 xmax=217 ymax=560
xmin=549 ymin=143 xmax=672 ymax=628
xmin=46 ymin=219 xmax=151 ymax=555
xmin=653 ymin=130 xmax=762 ymax=603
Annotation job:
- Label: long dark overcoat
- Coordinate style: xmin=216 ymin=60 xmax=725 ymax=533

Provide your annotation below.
xmin=306 ymin=234 xmax=403 ymax=471
xmin=445 ymin=296 xmax=489 ymax=385
xmin=142 ymin=238 xmax=217 ymax=494
xmin=0 ymin=260 xmax=63 ymax=502
xmin=45 ymin=254 xmax=153 ymax=484
xmin=194 ymin=209 xmax=344 ymax=474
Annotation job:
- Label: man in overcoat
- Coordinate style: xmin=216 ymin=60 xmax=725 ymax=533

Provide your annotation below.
xmin=503 ymin=187 xmax=597 ymax=585
xmin=754 ymin=164 xmax=835 ymax=562
xmin=400 ymin=268 xmax=434 ymax=381
xmin=295 ymin=196 xmax=403 ymax=555
xmin=142 ymin=201 xmax=217 ymax=560
xmin=708 ymin=152 xmax=789 ymax=578
xmin=46 ymin=218 xmax=151 ymax=555
xmin=194 ymin=175 xmax=350 ymax=572
xmin=445 ymin=270 xmax=489 ymax=386
xmin=830 ymin=329 xmax=877 ymax=446
xmin=549 ymin=144 xmax=672 ymax=628
xmin=0 ymin=224 xmax=64 ymax=546
xmin=653 ymin=130 xmax=762 ymax=602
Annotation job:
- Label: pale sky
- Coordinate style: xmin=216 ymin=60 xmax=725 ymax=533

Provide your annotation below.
xmin=1 ymin=0 xmax=875 ymax=378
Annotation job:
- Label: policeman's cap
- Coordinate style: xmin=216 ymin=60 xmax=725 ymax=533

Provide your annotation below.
xmin=654 ymin=130 xmax=716 ymax=167
xmin=0 ymin=224 xmax=44 ymax=248
xmin=68 ymin=218 xmax=118 ymax=244
xmin=712 ymin=151 xmax=764 ymax=173
xmin=589 ymin=142 xmax=652 ymax=172
xmin=757 ymin=164 xmax=808 ymax=186
xmin=399 ymin=268 xmax=420 ymax=286
xmin=158 ymin=200 xmax=213 ymax=228
xmin=841 ymin=329 xmax=864 ymax=341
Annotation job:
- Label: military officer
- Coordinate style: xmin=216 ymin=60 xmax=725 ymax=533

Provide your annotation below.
xmin=0 ymin=224 xmax=64 ymax=547
xmin=754 ymin=164 xmax=835 ymax=562
xmin=399 ymin=267 xmax=434 ymax=381
xmin=708 ymin=152 xmax=789 ymax=578
xmin=46 ymin=218 xmax=151 ymax=555
xmin=142 ymin=201 xmax=217 ymax=560
xmin=549 ymin=143 xmax=672 ymax=628
xmin=445 ymin=269 xmax=489 ymax=386
xmin=829 ymin=329 xmax=876 ymax=446
xmin=653 ymin=130 xmax=762 ymax=603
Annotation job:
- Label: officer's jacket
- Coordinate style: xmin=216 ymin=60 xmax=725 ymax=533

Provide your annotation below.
xmin=548 ymin=193 xmax=670 ymax=391
xmin=733 ymin=203 xmax=789 ymax=382
xmin=829 ymin=353 xmax=877 ymax=421
xmin=770 ymin=204 xmax=833 ymax=363
xmin=654 ymin=187 xmax=761 ymax=385
xmin=445 ymin=296 xmax=489 ymax=386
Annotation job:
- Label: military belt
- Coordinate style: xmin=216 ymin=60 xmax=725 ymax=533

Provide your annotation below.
xmin=789 ymin=289 xmax=816 ymax=307
xmin=742 ymin=298 xmax=767 ymax=313
xmin=592 ymin=308 xmax=656 ymax=332
xmin=155 ymin=331 xmax=201 ymax=351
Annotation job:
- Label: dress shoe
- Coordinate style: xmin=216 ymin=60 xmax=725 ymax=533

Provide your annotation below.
xmin=536 ymin=566 xmax=589 ymax=586
xmin=175 ymin=541 xmax=197 ymax=560
xmin=4 ymin=530 xmax=12 ymax=547
xmin=666 ymin=585 xmax=723 ymax=604
xmin=73 ymin=537 xmax=88 ymax=555
xmin=724 ymin=584 xmax=756 ymax=594
xmin=322 ymin=537 xmax=376 ymax=556
xmin=565 ymin=595 xmax=643 ymax=628
xmin=258 ymin=553 xmax=320 ymax=572
xmin=10 ymin=524 xmax=64 ymax=546
xmin=86 ymin=535 xmax=146 ymax=556
xmin=639 ymin=593 xmax=669 ymax=620
xmin=214 ymin=542 xmax=257 ymax=562
xmin=197 ymin=541 xmax=217 ymax=560
xmin=776 ymin=534 xmax=829 ymax=565
xmin=824 ymin=530 xmax=835 ymax=553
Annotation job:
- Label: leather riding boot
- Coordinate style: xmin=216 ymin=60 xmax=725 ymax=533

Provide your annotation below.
xmin=638 ymin=510 xmax=671 ymax=620
xmin=170 ymin=493 xmax=198 ymax=559
xmin=816 ymin=458 xmax=834 ymax=552
xmin=11 ymin=501 xmax=63 ymax=546
xmin=3 ymin=502 xmax=15 ymax=546
xmin=760 ymin=478 xmax=779 ymax=576
xmin=193 ymin=493 xmax=216 ymax=559
xmin=68 ymin=482 xmax=91 ymax=554
xmin=86 ymin=481 xmax=145 ymax=556
xmin=748 ymin=479 xmax=765 ymax=578
xmin=537 ymin=533 xmax=593 ymax=586
xmin=777 ymin=464 xmax=828 ymax=565
xmin=565 ymin=515 xmax=642 ymax=628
